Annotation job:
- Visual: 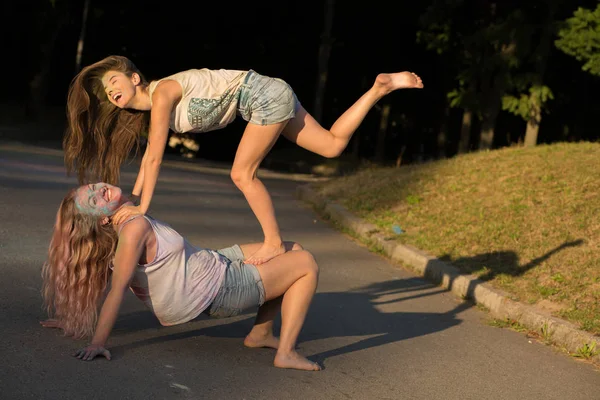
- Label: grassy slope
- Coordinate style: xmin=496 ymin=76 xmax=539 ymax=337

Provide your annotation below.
xmin=313 ymin=142 xmax=600 ymax=334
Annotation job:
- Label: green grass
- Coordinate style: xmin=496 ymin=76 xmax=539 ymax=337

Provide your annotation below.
xmin=488 ymin=318 xmax=529 ymax=333
xmin=312 ymin=142 xmax=600 ymax=335
xmin=573 ymin=342 xmax=598 ymax=359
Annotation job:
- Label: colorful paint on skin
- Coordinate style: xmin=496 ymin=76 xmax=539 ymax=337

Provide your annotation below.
xmin=75 ymin=183 xmax=122 ymax=217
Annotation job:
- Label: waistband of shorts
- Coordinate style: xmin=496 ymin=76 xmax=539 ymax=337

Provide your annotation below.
xmin=243 ymin=69 xmax=256 ymax=85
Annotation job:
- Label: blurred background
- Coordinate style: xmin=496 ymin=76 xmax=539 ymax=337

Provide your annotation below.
xmin=2 ymin=0 xmax=599 ymax=173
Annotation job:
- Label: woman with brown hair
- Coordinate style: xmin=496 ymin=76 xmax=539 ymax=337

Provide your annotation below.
xmin=63 ymin=55 xmax=423 ymax=265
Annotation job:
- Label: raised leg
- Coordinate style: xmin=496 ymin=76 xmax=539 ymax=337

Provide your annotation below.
xmin=282 ymin=71 xmax=424 ymax=157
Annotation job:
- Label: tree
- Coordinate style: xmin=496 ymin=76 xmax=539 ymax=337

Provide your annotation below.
xmin=502 ymin=1 xmax=561 ymax=147
xmin=417 ymin=0 xmax=522 ymax=152
xmin=313 ymin=0 xmax=335 ymax=123
xmin=27 ymin=0 xmax=72 ymax=120
xmin=75 ymin=0 xmax=91 ymax=73
xmin=555 ymin=4 xmax=600 ymax=76
xmin=417 ymin=0 xmax=476 ymax=153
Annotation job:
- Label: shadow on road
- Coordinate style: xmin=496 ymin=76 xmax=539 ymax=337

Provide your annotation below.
xmin=110 ymin=277 xmax=469 ymax=368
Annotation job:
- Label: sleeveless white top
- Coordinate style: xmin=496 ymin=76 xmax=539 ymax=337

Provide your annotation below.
xmin=148 ymin=68 xmax=248 ymax=134
xmin=119 ymin=215 xmax=228 ymax=326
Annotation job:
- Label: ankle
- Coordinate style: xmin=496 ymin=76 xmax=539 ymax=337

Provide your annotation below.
xmin=367 ymin=85 xmax=387 ymax=101
xmin=248 ymin=328 xmax=271 ymax=338
xmin=276 ymin=346 xmax=295 ymax=356
xmin=263 ymin=239 xmax=284 ymax=248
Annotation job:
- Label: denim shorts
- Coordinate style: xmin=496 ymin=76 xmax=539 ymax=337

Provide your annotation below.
xmin=237 ymin=70 xmax=300 ymax=126
xmin=204 ymin=245 xmax=266 ymax=318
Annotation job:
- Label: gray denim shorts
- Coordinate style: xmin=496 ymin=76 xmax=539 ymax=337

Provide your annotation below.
xmin=205 ymin=245 xmax=266 ymax=318
xmin=237 ymin=70 xmax=300 ymax=126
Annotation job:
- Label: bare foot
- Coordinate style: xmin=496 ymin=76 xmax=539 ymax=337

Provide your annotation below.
xmin=375 ymin=71 xmax=424 ymax=95
xmin=244 ymin=242 xmax=286 ymax=265
xmin=244 ymin=332 xmax=280 ymax=349
xmin=274 ymin=351 xmax=321 ymax=371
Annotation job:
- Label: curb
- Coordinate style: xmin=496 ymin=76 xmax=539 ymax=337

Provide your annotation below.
xmin=296 ymin=183 xmax=600 ymax=364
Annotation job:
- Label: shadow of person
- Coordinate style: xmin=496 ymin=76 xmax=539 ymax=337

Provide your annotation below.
xmin=438 ymin=239 xmax=584 ymax=282
xmin=301 ymin=279 xmax=471 ymax=367
xmin=109 ymin=277 xmax=470 ymax=368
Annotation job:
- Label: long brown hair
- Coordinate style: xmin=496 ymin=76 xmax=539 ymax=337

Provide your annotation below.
xmin=41 ymin=190 xmax=118 ymax=339
xmin=64 ymin=55 xmax=149 ymax=185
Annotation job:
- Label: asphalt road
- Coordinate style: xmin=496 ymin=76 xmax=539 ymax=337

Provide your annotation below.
xmin=1 ymin=141 xmax=599 ymax=400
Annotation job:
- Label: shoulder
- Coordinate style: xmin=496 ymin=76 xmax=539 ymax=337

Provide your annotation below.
xmin=118 ymin=216 xmax=152 ymax=242
xmin=152 ymin=78 xmax=183 ymax=103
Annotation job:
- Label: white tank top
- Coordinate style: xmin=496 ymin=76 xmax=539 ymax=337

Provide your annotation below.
xmin=119 ymin=215 xmax=228 ymax=326
xmin=148 ymin=68 xmax=248 ymax=134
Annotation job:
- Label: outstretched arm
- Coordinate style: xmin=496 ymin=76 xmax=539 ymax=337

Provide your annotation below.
xmin=129 ymin=147 xmax=148 ymax=206
xmin=132 ymin=146 xmax=148 ymax=197
xmin=112 ymin=80 xmax=182 ymax=224
xmin=74 ymin=219 xmax=149 ymax=361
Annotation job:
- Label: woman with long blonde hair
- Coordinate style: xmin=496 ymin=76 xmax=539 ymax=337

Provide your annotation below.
xmin=63 ymin=55 xmax=424 ymax=266
xmin=41 ymin=182 xmax=322 ymax=371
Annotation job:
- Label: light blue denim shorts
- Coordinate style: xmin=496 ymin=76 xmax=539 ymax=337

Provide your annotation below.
xmin=237 ymin=70 xmax=300 ymax=126
xmin=205 ymin=245 xmax=266 ymax=318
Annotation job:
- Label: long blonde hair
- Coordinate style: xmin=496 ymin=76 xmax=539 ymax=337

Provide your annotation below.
xmin=64 ymin=55 xmax=149 ymax=185
xmin=41 ymin=190 xmax=118 ymax=339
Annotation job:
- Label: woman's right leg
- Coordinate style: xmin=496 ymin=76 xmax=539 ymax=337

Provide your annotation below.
xmin=238 ymin=241 xmax=302 ymax=350
xmin=253 ymin=250 xmax=321 ymax=371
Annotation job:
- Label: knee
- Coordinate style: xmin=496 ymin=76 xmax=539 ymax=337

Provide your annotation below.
xmin=230 ymin=168 xmax=254 ymax=190
xmin=322 ymin=146 xmax=343 ymax=159
xmin=299 ymin=250 xmax=319 ymax=277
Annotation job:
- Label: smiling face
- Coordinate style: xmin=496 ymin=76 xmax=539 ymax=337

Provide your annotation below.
xmin=74 ymin=183 xmax=125 ymax=217
xmin=101 ymin=70 xmax=140 ymax=108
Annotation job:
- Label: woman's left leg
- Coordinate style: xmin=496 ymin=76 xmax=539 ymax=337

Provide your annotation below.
xmin=230 ymin=122 xmax=288 ymax=266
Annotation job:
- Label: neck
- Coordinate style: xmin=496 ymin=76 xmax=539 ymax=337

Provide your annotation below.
xmin=128 ymin=85 xmax=152 ymax=111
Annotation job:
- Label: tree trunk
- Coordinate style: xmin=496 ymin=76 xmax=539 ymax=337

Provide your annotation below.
xmin=479 ymin=110 xmax=498 ymax=150
xmin=27 ymin=15 xmax=67 ymax=120
xmin=523 ymin=1 xmax=558 ymax=147
xmin=437 ymin=105 xmax=449 ymax=158
xmin=479 ymin=77 xmax=505 ymax=150
xmin=458 ymin=109 xmax=472 ymax=154
xmin=374 ymin=103 xmax=391 ymax=163
xmin=395 ymin=145 xmax=407 ymax=167
xmin=75 ymin=0 xmax=91 ymax=74
xmin=313 ymin=0 xmax=335 ymax=123
xmin=524 ymin=113 xmax=539 ymax=147
xmin=479 ymin=126 xmax=494 ymax=149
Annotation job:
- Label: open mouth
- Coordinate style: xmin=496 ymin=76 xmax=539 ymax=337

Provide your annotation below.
xmin=112 ymin=93 xmax=123 ymax=103
xmin=102 ymin=186 xmax=110 ymax=202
